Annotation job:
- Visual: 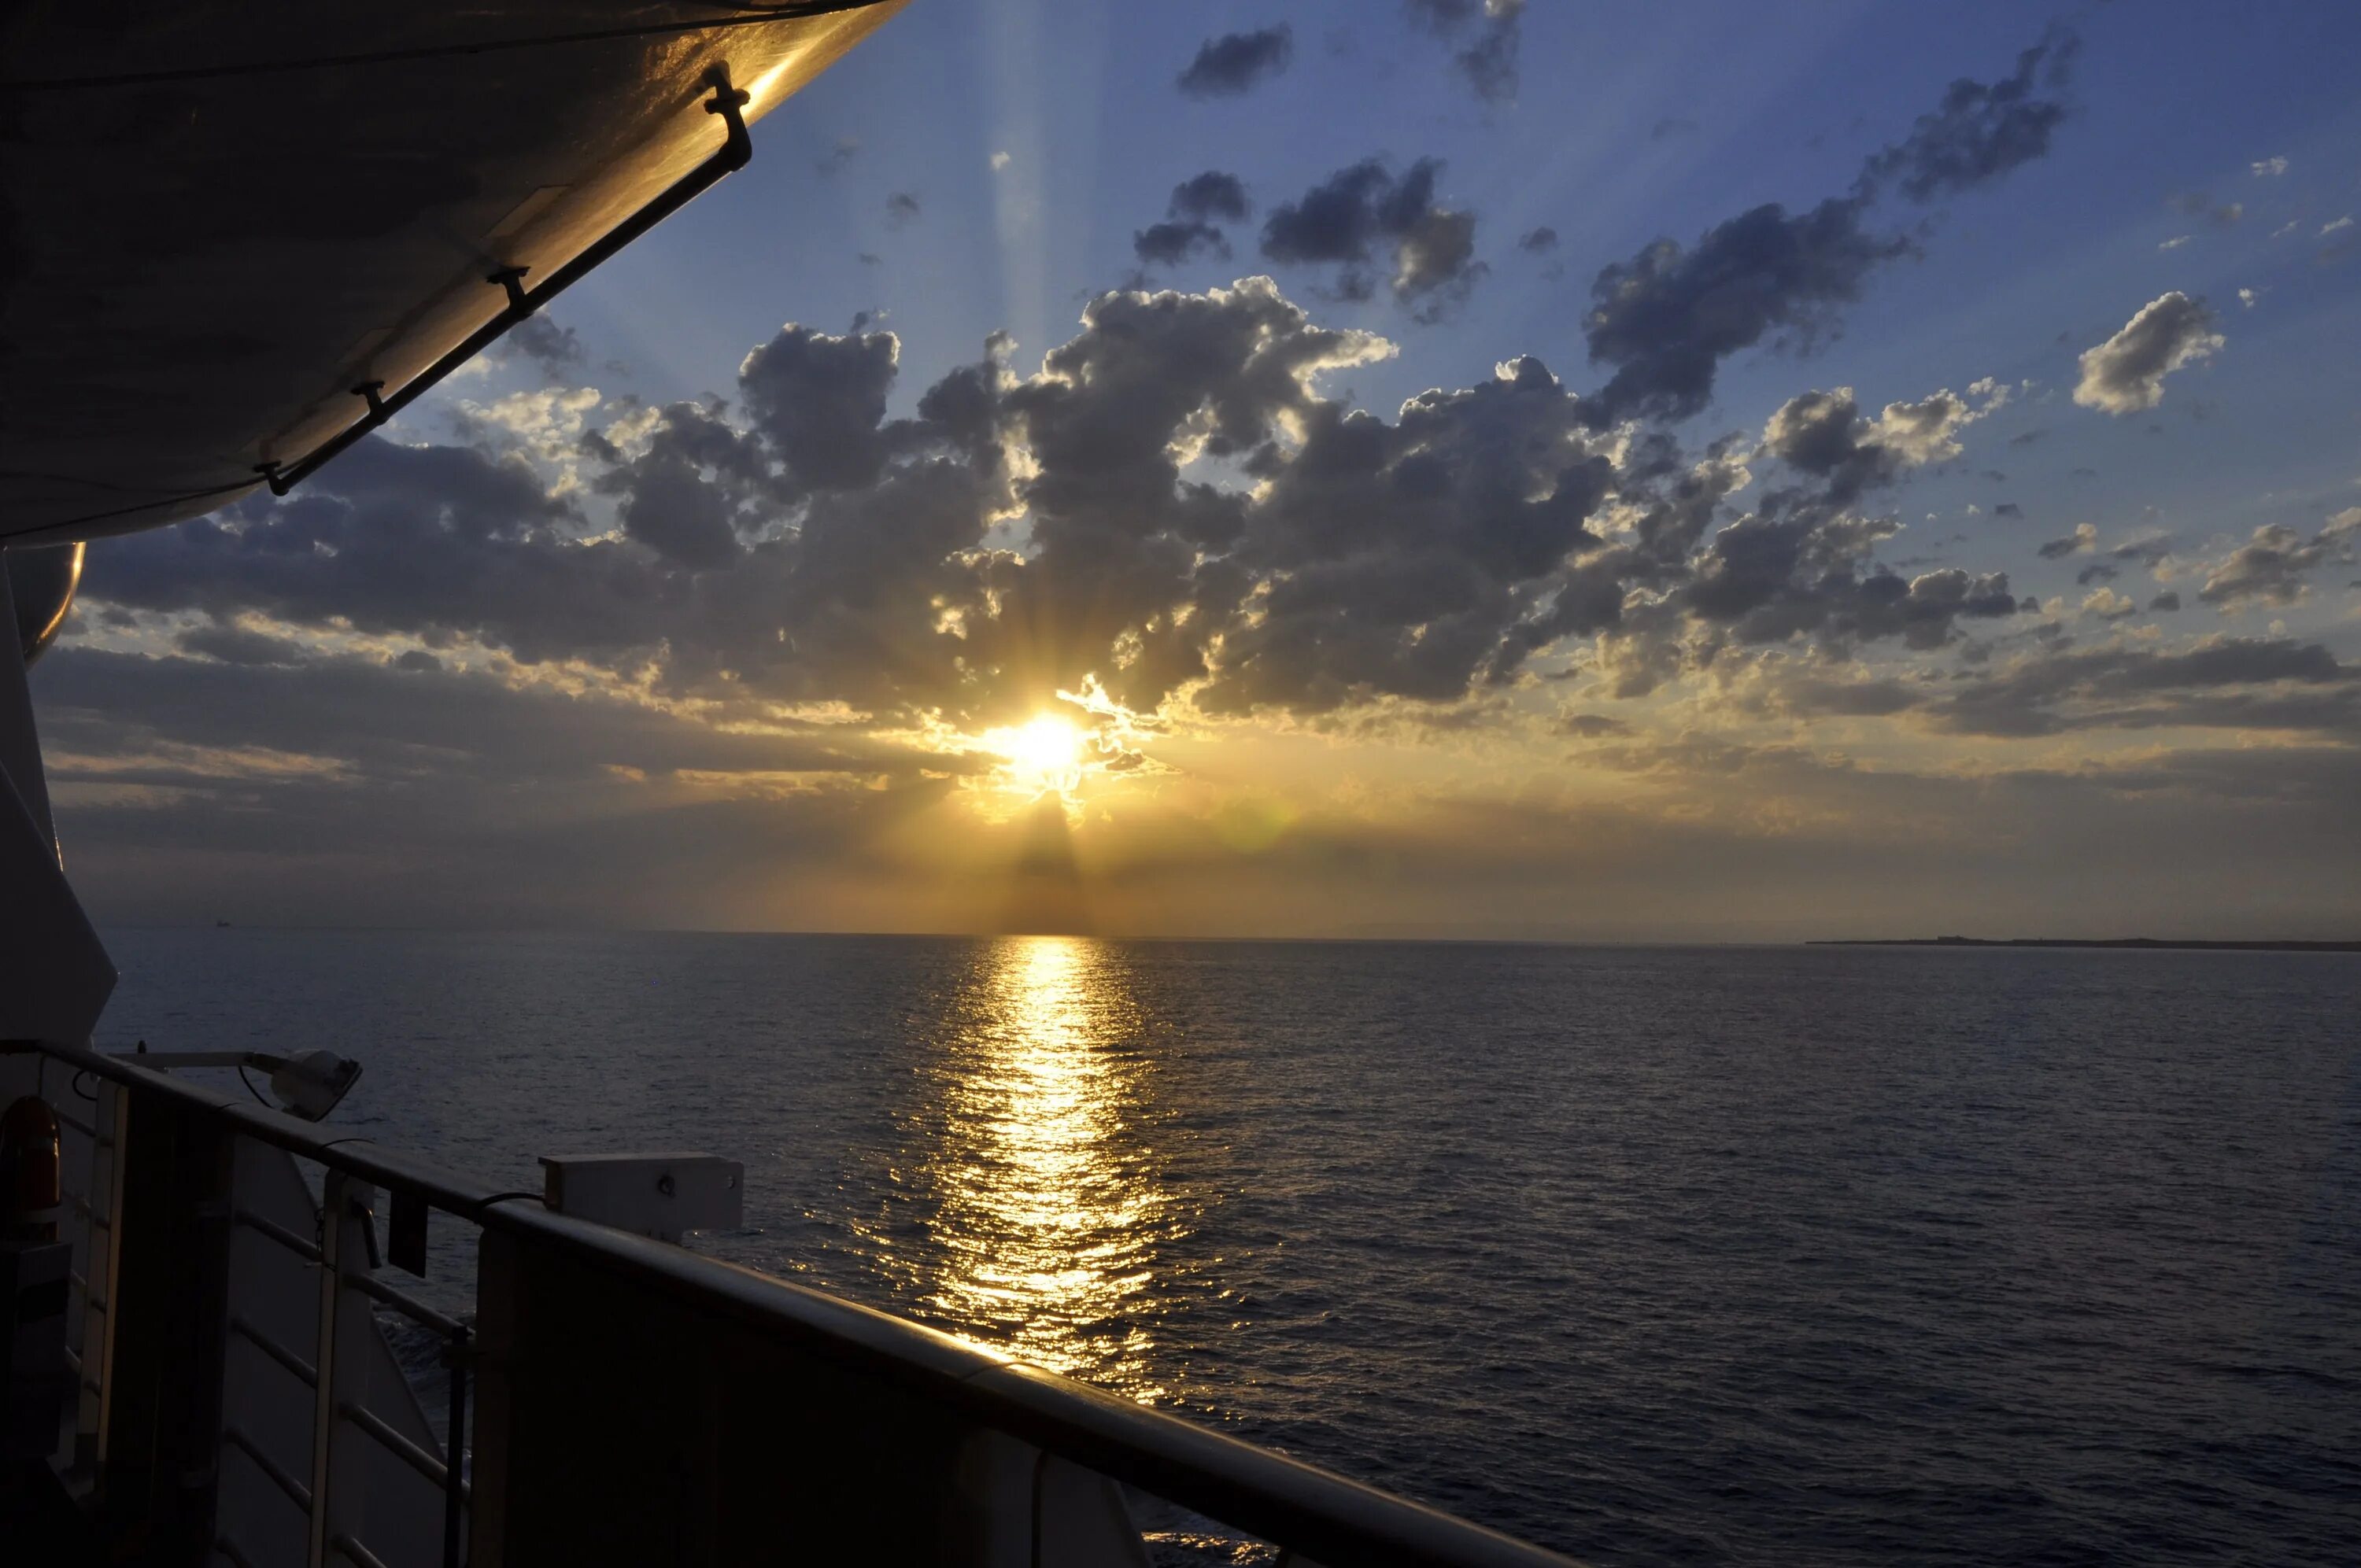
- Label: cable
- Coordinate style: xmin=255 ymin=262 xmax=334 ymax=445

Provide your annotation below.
xmin=7 ymin=477 xmax=261 ymax=542
xmin=3 ymin=1 xmax=891 ymax=93
xmin=235 ymin=1063 xmax=272 ymax=1108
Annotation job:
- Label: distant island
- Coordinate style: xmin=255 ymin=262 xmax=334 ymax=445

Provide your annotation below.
xmin=1809 ymin=935 xmax=2360 ymax=953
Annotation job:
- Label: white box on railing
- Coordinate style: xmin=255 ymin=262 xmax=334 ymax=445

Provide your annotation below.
xmin=538 ymin=1153 xmax=743 ymax=1243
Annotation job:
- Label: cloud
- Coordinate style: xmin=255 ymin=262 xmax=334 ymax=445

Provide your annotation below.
xmin=1583 ymin=198 xmax=1911 ymax=423
xmin=1854 ymin=28 xmax=2078 ymax=202
xmin=1169 ymin=172 xmax=1251 ymax=224
xmin=499 ymin=314 xmax=585 ymax=378
xmin=1758 ymin=383 xmax=1995 ymax=505
xmin=2038 ymin=522 xmax=2097 ymax=559
xmin=2323 ymin=216 xmax=2355 ymax=237
xmin=989 ymin=150 xmax=1011 ymax=172
xmin=1176 ymin=25 xmax=1294 ymax=98
xmin=2239 ymin=287 xmax=2263 ymax=308
xmin=2149 ymin=591 xmax=2182 ymax=612
xmin=2072 ymin=293 xmax=2223 ymax=414
xmin=816 ymin=135 xmax=859 ymax=177
xmin=2251 ymin=156 xmax=2288 ymax=178
xmin=1260 ymin=158 xmax=1484 ymax=318
xmin=1133 ymin=173 xmax=1253 ymax=271
xmin=1517 ymin=226 xmax=1559 ymax=254
xmin=2081 ymin=586 xmax=2138 ymax=621
xmin=885 ymin=191 xmax=921 ymax=227
xmin=1406 ymin=0 xmax=1526 ymax=105
xmin=1923 ymin=638 xmax=2359 ymax=737
xmin=1580 ymin=33 xmax=2073 ymax=425
xmin=2167 ymin=191 xmax=2243 ymax=228
xmin=2197 ymin=509 xmax=2361 ymax=609
xmin=1132 ymin=221 xmax=1230 ymax=269
xmin=2158 ymin=235 xmax=2191 ymax=252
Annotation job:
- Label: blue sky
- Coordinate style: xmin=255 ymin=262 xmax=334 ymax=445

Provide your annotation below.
xmin=47 ymin=1 xmax=2361 ymax=938
xmin=549 ymin=1 xmax=2361 ymax=605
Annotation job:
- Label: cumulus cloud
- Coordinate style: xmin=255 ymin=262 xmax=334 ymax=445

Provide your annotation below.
xmin=1260 ymin=158 xmax=1484 ymax=318
xmin=2072 ymin=293 xmax=2223 ymax=414
xmin=1176 ymin=25 xmax=1294 ymax=98
xmin=2251 ymin=156 xmax=2288 ymax=178
xmin=2038 ymin=523 xmax=2097 ymax=559
xmin=2197 ymin=509 xmax=2361 ymax=609
xmin=1406 ymin=0 xmax=1525 ymax=105
xmin=1758 ymin=382 xmax=1997 ymax=505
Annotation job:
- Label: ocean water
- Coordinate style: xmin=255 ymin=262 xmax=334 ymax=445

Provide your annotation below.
xmin=95 ymin=930 xmax=2361 ymax=1565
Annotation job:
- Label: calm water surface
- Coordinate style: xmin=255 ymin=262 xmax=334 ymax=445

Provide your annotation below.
xmin=96 ymin=931 xmax=2361 ymax=1564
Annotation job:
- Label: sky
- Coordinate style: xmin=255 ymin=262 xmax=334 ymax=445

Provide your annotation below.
xmin=36 ymin=0 xmax=2361 ymax=941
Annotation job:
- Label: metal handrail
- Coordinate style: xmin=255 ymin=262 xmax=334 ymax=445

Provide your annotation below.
xmin=32 ymin=1039 xmax=1576 ymax=1568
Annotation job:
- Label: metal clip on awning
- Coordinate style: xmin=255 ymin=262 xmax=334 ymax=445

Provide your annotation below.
xmin=256 ymin=64 xmax=754 ymax=500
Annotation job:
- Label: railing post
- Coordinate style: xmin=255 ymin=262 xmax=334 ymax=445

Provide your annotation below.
xmin=309 ymin=1173 xmax=382 ymax=1567
xmin=99 ymin=1088 xmax=232 ymax=1557
xmin=77 ymin=1074 xmax=128 ymax=1485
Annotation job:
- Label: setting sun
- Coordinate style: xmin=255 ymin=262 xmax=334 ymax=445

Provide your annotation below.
xmin=992 ymin=715 xmax=1088 ymax=797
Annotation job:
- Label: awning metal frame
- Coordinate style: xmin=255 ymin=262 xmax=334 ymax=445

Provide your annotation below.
xmin=255 ymin=63 xmax=754 ymax=501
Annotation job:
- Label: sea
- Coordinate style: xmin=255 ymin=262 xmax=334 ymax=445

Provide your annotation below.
xmin=94 ymin=929 xmax=2361 ymax=1565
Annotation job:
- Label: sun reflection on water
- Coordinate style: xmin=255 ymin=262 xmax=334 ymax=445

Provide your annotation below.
xmin=898 ymin=935 xmax=1179 ymax=1400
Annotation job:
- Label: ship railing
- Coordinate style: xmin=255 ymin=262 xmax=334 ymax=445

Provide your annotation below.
xmin=6 ymin=1038 xmax=1576 ymax=1568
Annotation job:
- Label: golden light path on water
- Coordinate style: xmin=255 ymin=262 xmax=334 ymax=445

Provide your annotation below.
xmin=910 ymin=935 xmax=1176 ymax=1400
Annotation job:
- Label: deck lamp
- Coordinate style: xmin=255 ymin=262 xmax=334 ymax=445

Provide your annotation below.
xmin=117 ymin=1047 xmax=364 ymax=1121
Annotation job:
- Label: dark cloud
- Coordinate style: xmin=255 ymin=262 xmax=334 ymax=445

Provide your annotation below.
xmin=1133 ymin=173 xmax=1251 ymax=271
xmin=1406 ymin=0 xmax=1524 ymax=105
xmin=1169 ymin=172 xmax=1251 ymax=224
xmin=500 ymin=314 xmax=584 ymax=378
xmin=176 ymin=622 xmax=306 ymax=666
xmin=1677 ymin=506 xmax=2016 ymax=654
xmin=1583 ymin=197 xmax=1912 ymax=424
xmin=1581 ymin=34 xmax=2073 ymax=425
xmin=1994 ymin=502 xmax=2023 ymax=518
xmin=1132 ymin=221 xmax=1230 ymax=269
xmin=1758 ymin=385 xmax=1980 ymax=506
xmin=2149 ymin=592 xmax=2182 ymax=612
xmin=2037 ymin=523 xmax=2096 ymax=559
xmin=1176 ymin=25 xmax=1294 ymax=98
xmin=1260 ymin=158 xmax=1483 ymax=318
xmin=2197 ymin=511 xmax=2361 ymax=609
xmin=2075 ymin=562 xmax=2118 ymax=585
xmin=1927 ymin=638 xmax=2358 ymax=737
xmin=884 ymin=191 xmax=921 ymax=227
xmin=1517 ymin=227 xmax=1559 ymax=254
xmin=1856 ymin=29 xmax=2078 ymax=202
xmin=1772 ymin=636 xmax=2359 ymax=739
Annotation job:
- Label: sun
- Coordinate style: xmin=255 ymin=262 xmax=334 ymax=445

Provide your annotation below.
xmin=994 ymin=714 xmax=1088 ymax=796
